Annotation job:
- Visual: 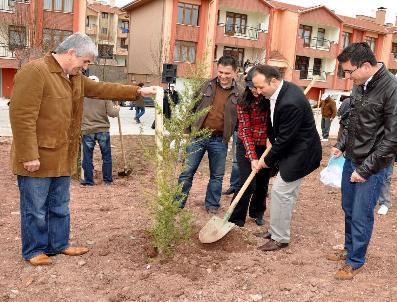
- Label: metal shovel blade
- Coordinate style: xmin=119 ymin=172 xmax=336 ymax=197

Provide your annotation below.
xmin=199 ymin=216 xmax=235 ymax=244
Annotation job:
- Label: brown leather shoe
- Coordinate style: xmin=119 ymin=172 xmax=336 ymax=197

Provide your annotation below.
xmin=326 ymin=249 xmax=347 ymax=261
xmin=28 ymin=254 xmax=52 ymax=266
xmin=253 ymin=231 xmax=271 ymax=239
xmin=258 ymin=239 xmax=288 ymax=252
xmin=335 ymin=264 xmax=364 ymax=280
xmin=61 ymin=246 xmax=89 ymax=256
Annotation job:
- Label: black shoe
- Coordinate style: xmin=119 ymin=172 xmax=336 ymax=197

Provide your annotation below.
xmin=206 ymin=207 xmax=219 ymax=214
xmin=254 ymin=217 xmax=264 ymax=226
xmin=222 ymin=187 xmax=236 ymax=195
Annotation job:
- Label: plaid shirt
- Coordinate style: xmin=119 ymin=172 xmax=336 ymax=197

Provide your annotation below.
xmin=237 ymin=98 xmax=268 ymax=161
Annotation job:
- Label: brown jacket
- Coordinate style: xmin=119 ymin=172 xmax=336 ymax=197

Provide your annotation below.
xmin=9 ymin=53 xmax=138 ymax=177
xmin=319 ymin=97 xmax=337 ymax=119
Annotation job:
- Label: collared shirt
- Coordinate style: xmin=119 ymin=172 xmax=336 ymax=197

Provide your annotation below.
xmin=269 ymin=80 xmax=283 ymax=126
xmin=237 ymin=98 xmax=268 ymax=161
xmin=363 ymin=75 xmax=373 ymax=91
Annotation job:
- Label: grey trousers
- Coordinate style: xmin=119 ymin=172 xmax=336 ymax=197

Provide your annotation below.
xmin=269 ymin=174 xmax=303 ymax=243
xmin=378 ymin=163 xmax=394 ymax=208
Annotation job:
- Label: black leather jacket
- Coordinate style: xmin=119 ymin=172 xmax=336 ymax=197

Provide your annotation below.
xmin=335 ymin=64 xmax=397 ymax=179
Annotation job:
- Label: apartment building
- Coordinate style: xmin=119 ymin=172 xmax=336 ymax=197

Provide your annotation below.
xmin=123 ymin=0 xmax=397 ymax=98
xmin=0 ymin=0 xmax=85 ymax=97
xmin=86 ymin=1 xmax=129 ymax=67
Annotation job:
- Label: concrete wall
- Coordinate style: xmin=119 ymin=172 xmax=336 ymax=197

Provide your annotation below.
xmin=127 ymin=0 xmax=166 ymax=83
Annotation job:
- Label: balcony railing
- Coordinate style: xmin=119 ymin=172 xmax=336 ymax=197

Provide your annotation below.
xmin=296 ymin=68 xmax=328 ymax=81
xmin=300 ymin=37 xmax=334 ymax=51
xmin=218 ymin=23 xmax=266 ymax=40
xmin=0 ymin=43 xmax=15 ymax=58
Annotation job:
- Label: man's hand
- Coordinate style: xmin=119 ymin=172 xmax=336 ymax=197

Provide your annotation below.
xmin=331 ymin=147 xmax=342 ymax=157
xmin=251 ymin=159 xmax=268 ymax=172
xmin=139 ymin=86 xmax=157 ymax=97
xmin=23 ymin=159 xmax=40 ymax=172
xmin=350 ymin=170 xmax=366 ymax=183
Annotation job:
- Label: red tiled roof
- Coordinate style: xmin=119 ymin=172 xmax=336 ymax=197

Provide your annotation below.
xmin=88 ymin=3 xmax=121 ymax=14
xmin=266 ymin=0 xmax=305 ymax=12
xmin=337 ymin=14 xmax=388 ymax=33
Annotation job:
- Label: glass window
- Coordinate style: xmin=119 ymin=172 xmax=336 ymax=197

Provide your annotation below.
xmin=225 ymin=12 xmax=247 ymax=35
xmin=392 ymin=43 xmax=397 ymax=59
xmin=177 ymin=2 xmax=199 ymax=26
xmin=9 ymin=25 xmax=26 ymax=50
xmin=64 ymin=0 xmax=73 ymax=13
xmin=54 ymin=0 xmax=62 ymax=11
xmin=174 ymin=41 xmax=196 ymax=63
xmin=223 ymin=46 xmax=244 ymax=67
xmin=365 ymin=37 xmax=376 ymax=52
xmin=102 ymin=12 xmax=108 ymax=19
xmin=341 ymin=32 xmax=350 ymax=49
xmin=42 ymin=28 xmax=72 ymax=51
xmin=43 ymin=0 xmax=52 ymax=9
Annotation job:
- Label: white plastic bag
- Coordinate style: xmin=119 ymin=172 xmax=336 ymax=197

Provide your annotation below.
xmin=320 ymin=156 xmax=345 ymax=188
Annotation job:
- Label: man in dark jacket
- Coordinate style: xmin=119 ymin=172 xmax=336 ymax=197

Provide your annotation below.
xmin=251 ymin=65 xmax=322 ymax=252
xmin=330 ymin=42 xmax=397 ymax=280
xmin=177 ymin=56 xmax=241 ymax=213
xmin=319 ymin=95 xmax=337 ymax=141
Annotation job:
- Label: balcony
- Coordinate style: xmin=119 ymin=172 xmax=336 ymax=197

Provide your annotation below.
xmin=116 ymin=47 xmax=128 ymax=56
xmin=117 ymin=28 xmax=129 ymax=38
xmin=389 ymin=53 xmax=397 ymax=70
xmin=0 ymin=43 xmax=15 ymax=58
xmin=296 ymin=37 xmax=339 ymax=59
xmin=215 ymin=24 xmax=267 ymax=49
xmin=86 ymin=25 xmax=97 ymax=36
xmin=292 ymin=69 xmax=333 ymax=89
xmin=0 ymin=0 xmax=13 ymax=12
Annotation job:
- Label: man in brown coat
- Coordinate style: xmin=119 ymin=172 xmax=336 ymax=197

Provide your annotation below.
xmin=319 ymin=95 xmax=337 ymax=141
xmin=9 ymin=33 xmax=156 ymax=266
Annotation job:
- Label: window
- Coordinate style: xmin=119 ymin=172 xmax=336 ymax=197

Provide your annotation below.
xmin=86 ymin=16 xmax=90 ymax=27
xmin=98 ymin=44 xmax=114 ymax=59
xmin=295 ymin=55 xmax=309 ymax=79
xmin=316 ymin=28 xmax=325 ymax=47
xmin=43 ymin=0 xmax=73 ymax=13
xmin=341 ymin=32 xmax=350 ymax=49
xmin=313 ymin=58 xmax=322 ymax=76
xmin=225 ymin=12 xmax=247 ymax=35
xmin=43 ymin=28 xmax=72 ymax=51
xmin=223 ymin=46 xmax=244 ymax=67
xmin=101 ymin=12 xmax=108 ymax=19
xmin=298 ymin=25 xmax=312 ymax=47
xmin=177 ymin=2 xmax=199 ymax=26
xmin=120 ymin=38 xmax=127 ymax=49
xmin=121 ymin=21 xmax=129 ymax=33
xmin=365 ymin=37 xmax=376 ymax=52
xmin=101 ymin=28 xmax=108 ymax=35
xmin=392 ymin=43 xmax=397 ymax=59
xmin=174 ymin=41 xmax=196 ymax=63
xmin=9 ymin=25 xmax=26 ymax=50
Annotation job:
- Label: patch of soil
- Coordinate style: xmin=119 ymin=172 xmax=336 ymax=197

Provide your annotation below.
xmin=0 ymin=137 xmax=396 ymax=302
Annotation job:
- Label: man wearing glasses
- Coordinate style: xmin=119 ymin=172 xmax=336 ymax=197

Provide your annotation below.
xmin=329 ymin=42 xmax=397 ymax=280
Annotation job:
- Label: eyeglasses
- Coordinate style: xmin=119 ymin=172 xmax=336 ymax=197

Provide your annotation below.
xmin=344 ymin=66 xmax=360 ymax=76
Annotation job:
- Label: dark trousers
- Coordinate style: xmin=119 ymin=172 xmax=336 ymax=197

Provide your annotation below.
xmin=229 ymin=141 xmax=271 ymax=226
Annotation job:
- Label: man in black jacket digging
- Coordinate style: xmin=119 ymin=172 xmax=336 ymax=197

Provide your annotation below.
xmin=329 ymin=42 xmax=397 ymax=280
xmin=251 ymin=65 xmax=322 ymax=252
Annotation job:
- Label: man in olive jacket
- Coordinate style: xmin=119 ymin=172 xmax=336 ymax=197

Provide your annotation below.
xmin=9 ymin=33 xmax=156 ymax=266
xmin=330 ymin=42 xmax=397 ymax=280
xmin=177 ymin=56 xmax=241 ymax=213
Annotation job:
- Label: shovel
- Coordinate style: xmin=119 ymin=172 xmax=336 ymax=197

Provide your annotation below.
xmin=199 ymin=144 xmax=272 ymax=243
xmin=117 ymin=114 xmax=132 ymax=177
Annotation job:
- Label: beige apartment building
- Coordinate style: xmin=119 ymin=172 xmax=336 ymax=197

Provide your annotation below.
xmin=122 ymin=0 xmax=397 ymax=100
xmin=86 ymin=0 xmax=129 ymax=67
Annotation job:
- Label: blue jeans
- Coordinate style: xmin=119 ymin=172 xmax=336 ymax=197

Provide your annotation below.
xmin=82 ymin=131 xmax=113 ymax=185
xmin=178 ymin=136 xmax=228 ymax=209
xmin=229 ymin=131 xmax=240 ymax=189
xmin=18 ymin=176 xmax=71 ymax=260
xmin=135 ymin=107 xmax=145 ymax=121
xmin=341 ymin=159 xmax=387 ymax=269
xmin=321 ymin=117 xmax=331 ymax=139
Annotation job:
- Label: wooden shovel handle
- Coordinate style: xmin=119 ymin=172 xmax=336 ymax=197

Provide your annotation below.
xmin=117 ymin=114 xmax=127 ymax=169
xmin=224 ymin=144 xmax=272 ymax=220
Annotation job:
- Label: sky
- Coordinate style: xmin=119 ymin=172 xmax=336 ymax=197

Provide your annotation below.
xmin=114 ymin=0 xmax=397 ymax=24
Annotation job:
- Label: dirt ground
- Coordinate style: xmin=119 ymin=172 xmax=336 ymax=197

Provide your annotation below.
xmin=0 ymin=136 xmax=396 ymax=302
